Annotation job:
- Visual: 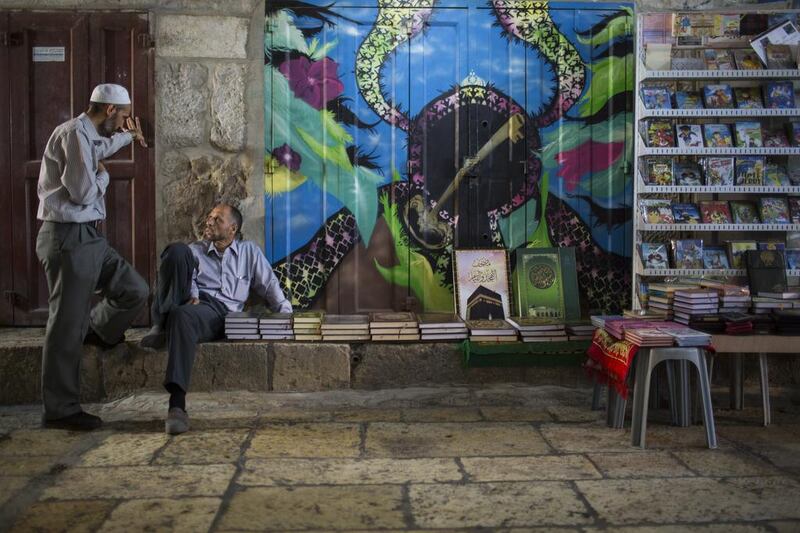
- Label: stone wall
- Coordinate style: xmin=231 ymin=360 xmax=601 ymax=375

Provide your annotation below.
xmin=0 ymin=0 xmax=266 ymax=252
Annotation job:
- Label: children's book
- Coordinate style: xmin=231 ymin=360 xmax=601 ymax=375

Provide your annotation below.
xmin=789 ymin=197 xmax=800 ymax=224
xmin=639 ymin=243 xmax=670 ymax=269
xmin=762 ymin=125 xmax=790 ymax=147
xmin=639 ymin=198 xmax=675 ymax=224
xmin=673 ymin=161 xmax=704 ymax=186
xmin=641 ymin=86 xmax=672 ymax=110
xmin=764 ymin=81 xmax=796 ymax=108
xmin=703 ymin=245 xmax=731 ymax=269
xmin=676 ymin=124 xmax=704 ymax=148
xmin=704 ymin=157 xmax=734 ymax=185
xmin=734 ymin=86 xmax=764 ymax=109
xmin=764 ymin=163 xmax=791 ymax=186
xmin=766 ymin=43 xmax=795 ymax=68
xmin=757 ymin=241 xmax=786 ymax=251
xmin=673 ymin=14 xmax=693 ymax=36
xmin=713 ymin=14 xmax=740 ymax=38
xmin=791 ymin=123 xmax=800 ymax=146
xmin=645 ymin=157 xmax=674 ymax=185
xmin=730 ymin=200 xmax=761 ymax=223
xmin=733 ymin=49 xmax=764 ymax=69
xmin=700 ymin=201 xmax=733 ymax=224
xmin=672 ymin=239 xmax=704 ymax=269
xmin=786 ymin=249 xmax=800 ymax=269
xmin=646 ymin=120 xmax=675 ymax=147
xmin=672 ymin=203 xmax=702 ymax=224
xmin=759 ymin=197 xmax=791 ymax=224
xmin=728 ymin=241 xmax=757 ymax=269
xmin=704 ymin=49 xmax=735 ymax=70
xmin=734 ymin=121 xmax=763 ymax=148
xmin=703 ymin=84 xmax=735 ymax=108
xmin=703 ymin=123 xmax=733 ymax=147
xmin=735 ymin=156 xmax=765 ymax=186
xmin=675 ymin=91 xmax=704 ymax=109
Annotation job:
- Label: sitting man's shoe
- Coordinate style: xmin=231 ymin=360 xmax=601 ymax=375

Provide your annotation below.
xmin=140 ymin=325 xmax=166 ymax=350
xmin=83 ymin=329 xmax=122 ymax=350
xmin=42 ymin=411 xmax=103 ymax=431
xmin=165 ymin=407 xmax=189 ymax=435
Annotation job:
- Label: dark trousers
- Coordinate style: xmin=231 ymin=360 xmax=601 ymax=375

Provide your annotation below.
xmin=152 ymin=243 xmax=227 ymax=392
xmin=36 ymin=221 xmax=149 ymax=418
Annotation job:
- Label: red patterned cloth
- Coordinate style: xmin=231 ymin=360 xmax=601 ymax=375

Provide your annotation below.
xmin=584 ymin=329 xmax=639 ymax=399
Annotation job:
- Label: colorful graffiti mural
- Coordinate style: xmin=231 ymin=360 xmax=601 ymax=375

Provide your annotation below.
xmin=265 ymin=0 xmax=633 ymax=314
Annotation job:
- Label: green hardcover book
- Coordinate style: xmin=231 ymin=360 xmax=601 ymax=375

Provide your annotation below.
xmin=513 ymin=247 xmax=581 ymax=321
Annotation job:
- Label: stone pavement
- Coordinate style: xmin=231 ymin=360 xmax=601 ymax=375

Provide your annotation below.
xmin=1 ymin=385 xmax=800 ymax=531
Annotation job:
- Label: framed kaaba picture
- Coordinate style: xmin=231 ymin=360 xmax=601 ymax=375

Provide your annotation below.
xmin=513 ymin=247 xmax=581 ymax=321
xmin=453 ymin=249 xmax=511 ymax=321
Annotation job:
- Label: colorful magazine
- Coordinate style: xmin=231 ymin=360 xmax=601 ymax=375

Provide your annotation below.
xmin=703 ymin=123 xmax=733 ymax=147
xmin=704 ymin=157 xmax=734 ymax=185
xmin=641 ymin=86 xmax=672 ymax=110
xmin=764 ymin=81 xmax=796 ymax=109
xmin=730 ymin=200 xmax=761 ymax=223
xmin=676 ymin=124 xmax=704 ymax=148
xmin=640 ymin=243 xmax=670 ymax=269
xmin=735 ymin=156 xmax=765 ymax=186
xmin=672 ymin=203 xmax=702 ymax=224
xmin=672 ymin=239 xmax=704 ymax=269
xmin=733 ymin=49 xmax=763 ymax=70
xmin=675 ymin=91 xmax=704 ymax=109
xmin=764 ymin=163 xmax=790 ymax=186
xmin=703 ymin=245 xmax=731 ymax=269
xmin=645 ymin=157 xmax=674 ymax=185
xmin=673 ymin=161 xmax=704 ymax=186
xmin=640 ymin=198 xmax=675 ymax=224
xmin=728 ymin=241 xmax=757 ymax=269
xmin=734 ymin=86 xmax=764 ymax=109
xmin=759 ymin=197 xmax=791 ymax=224
xmin=700 ymin=201 xmax=733 ymax=224
xmin=734 ymin=121 xmax=763 ymax=147
xmin=786 ymin=249 xmax=800 ymax=269
xmin=703 ymin=84 xmax=735 ymax=108
xmin=789 ymin=197 xmax=800 ymax=224
xmin=762 ymin=125 xmax=790 ymax=147
xmin=646 ymin=120 xmax=675 ymax=147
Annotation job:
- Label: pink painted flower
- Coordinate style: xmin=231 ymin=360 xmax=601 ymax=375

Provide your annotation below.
xmin=272 ymin=143 xmax=301 ymax=171
xmin=278 ymin=56 xmax=344 ymax=110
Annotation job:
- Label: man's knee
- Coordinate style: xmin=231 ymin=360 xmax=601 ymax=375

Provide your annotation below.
xmin=160 ymin=243 xmax=194 ymax=265
xmin=166 ymin=304 xmax=195 ymax=329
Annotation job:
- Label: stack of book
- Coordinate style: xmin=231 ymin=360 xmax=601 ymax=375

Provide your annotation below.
xmin=259 ymin=312 xmax=294 ymax=340
xmin=566 ymin=321 xmax=596 ymax=341
xmin=624 ymin=327 xmax=674 ymax=347
xmin=673 ymin=289 xmax=719 ymax=326
xmin=662 ymin=326 xmax=712 ymax=347
xmin=719 ymin=293 xmax=752 ymax=313
xmin=321 ymin=314 xmax=370 ymax=341
xmin=506 ymin=317 xmax=567 ymax=343
xmin=773 ymin=309 xmax=800 ymax=334
xmin=590 ymin=315 xmax=623 ymax=329
xmin=417 ymin=313 xmax=468 ymax=341
xmin=225 ymin=311 xmax=261 ymax=340
xmin=721 ymin=312 xmax=754 ymax=335
xmin=369 ymin=312 xmax=420 ymax=341
xmin=293 ymin=311 xmax=324 ymax=341
xmin=751 ymin=290 xmax=800 ymax=314
xmin=466 ymin=319 xmax=518 ymax=342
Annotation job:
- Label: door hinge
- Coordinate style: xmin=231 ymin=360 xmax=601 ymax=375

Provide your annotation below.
xmin=136 ymin=33 xmax=155 ymax=49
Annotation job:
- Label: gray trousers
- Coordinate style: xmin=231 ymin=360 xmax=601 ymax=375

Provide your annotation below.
xmin=36 ymin=221 xmax=149 ymax=419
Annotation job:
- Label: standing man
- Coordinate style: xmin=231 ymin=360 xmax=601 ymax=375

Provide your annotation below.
xmin=36 ymin=84 xmax=150 ymax=430
xmin=140 ymin=203 xmax=291 ymax=434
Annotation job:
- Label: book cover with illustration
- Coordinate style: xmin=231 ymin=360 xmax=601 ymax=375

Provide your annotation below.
xmin=703 ymin=123 xmax=733 ymax=147
xmin=734 ymin=121 xmax=763 ymax=147
xmin=733 ymin=49 xmax=764 ymax=69
xmin=700 ymin=201 xmax=733 ymax=224
xmin=766 ymin=43 xmax=795 ymax=69
xmin=641 ymin=86 xmax=672 ymax=109
xmin=765 ymin=163 xmax=791 ymax=186
xmin=734 ymin=86 xmax=764 ymax=109
xmin=786 ymin=249 xmax=800 ymax=269
xmin=675 ymin=91 xmax=704 ymax=109
xmin=676 ymin=124 xmax=704 ymax=148
xmin=764 ymin=81 xmax=796 ymax=108
xmin=513 ymin=248 xmax=580 ymax=321
xmin=672 ymin=239 xmax=704 ymax=269
xmin=730 ymin=200 xmax=761 ymax=223
xmin=704 ymin=48 xmax=735 ymax=70
xmin=672 ymin=203 xmax=702 ymax=224
xmin=640 ymin=198 xmax=675 ymax=224
xmin=762 ymin=125 xmax=790 ymax=147
xmin=640 ymin=243 xmax=670 ymax=269
xmin=713 ymin=14 xmax=740 ymax=38
xmin=746 ymin=249 xmax=788 ymax=295
xmin=791 ymin=123 xmax=800 ymax=146
xmin=646 ymin=120 xmax=675 ymax=147
xmin=453 ymin=249 xmax=511 ymax=321
xmin=789 ymin=197 xmax=800 ymax=223
xmin=703 ymin=245 xmax=731 ymax=269
xmin=758 ymin=242 xmax=786 ymax=251
xmin=645 ymin=157 xmax=674 ymax=185
xmin=735 ymin=156 xmax=765 ymax=186
xmin=728 ymin=241 xmax=757 ymax=269
xmin=673 ymin=161 xmax=704 ymax=185
xmin=759 ymin=197 xmax=791 ymax=224
xmin=703 ymin=84 xmax=735 ymax=108
xmin=704 ymin=157 xmax=734 ymax=185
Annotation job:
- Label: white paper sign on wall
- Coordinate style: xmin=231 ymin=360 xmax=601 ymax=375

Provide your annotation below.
xmin=32 ymin=47 xmax=65 ymax=62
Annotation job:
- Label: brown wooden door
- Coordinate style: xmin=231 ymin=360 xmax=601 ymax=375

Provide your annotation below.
xmin=3 ymin=11 xmax=154 ymax=326
xmin=0 ymin=12 xmax=12 ymax=325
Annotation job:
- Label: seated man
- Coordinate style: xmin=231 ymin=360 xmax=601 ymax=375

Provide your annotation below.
xmin=140 ymin=203 xmax=291 ymax=434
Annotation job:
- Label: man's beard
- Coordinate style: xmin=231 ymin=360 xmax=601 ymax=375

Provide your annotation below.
xmin=99 ymin=116 xmax=117 ymax=137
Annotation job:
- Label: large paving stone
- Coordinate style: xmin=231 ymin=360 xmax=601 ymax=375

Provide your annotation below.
xmin=217 ymin=485 xmax=405 ymax=531
xmin=156 ymin=62 xmax=207 ymax=147
xmin=0 ymin=429 xmax=89 ymax=456
xmin=79 ymin=433 xmax=169 ymax=467
xmin=0 ymin=346 xmax=41 ymax=404
xmin=211 ymin=64 xmax=246 ymax=152
xmin=272 ymin=343 xmax=350 ymax=391
xmin=586 ymin=451 xmax=694 ymax=478
xmin=409 ymin=481 xmax=592 ymax=528
xmin=461 ymin=455 xmax=601 ymax=482
xmin=0 ymin=476 xmax=29 ymax=506
xmin=100 ymin=497 xmax=222 ymax=533
xmin=247 ymin=423 xmax=361 ymax=458
xmin=155 ymin=429 xmax=249 ymax=465
xmin=479 ymin=406 xmax=554 ymax=422
xmin=42 ymin=464 xmax=235 ymax=499
xmin=718 ymin=426 xmax=800 ymax=469
xmin=366 ymin=422 xmax=551 ymax=457
xmin=400 ymin=407 xmax=482 ymax=422
xmin=351 ymin=343 xmax=464 ymax=388
xmin=673 ymin=449 xmax=783 ymax=477
xmin=9 ymin=500 xmax=114 ymax=533
xmin=156 ymin=15 xmax=248 ymax=59
xmin=0 ymin=455 xmax=59 ymax=477
xmin=239 ymin=457 xmax=462 ymax=486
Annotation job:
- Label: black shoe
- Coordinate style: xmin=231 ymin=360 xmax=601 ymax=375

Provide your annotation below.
xmin=84 ymin=329 xmax=122 ymax=350
xmin=42 ymin=411 xmax=103 ymax=431
xmin=140 ymin=325 xmax=166 ymax=350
